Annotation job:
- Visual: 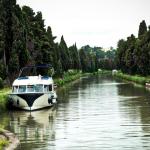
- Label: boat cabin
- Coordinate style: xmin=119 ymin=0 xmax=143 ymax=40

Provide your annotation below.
xmin=12 ymin=64 xmax=55 ymax=94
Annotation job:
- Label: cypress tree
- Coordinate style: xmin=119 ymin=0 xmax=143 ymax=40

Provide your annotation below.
xmin=0 ymin=0 xmax=6 ymax=79
xmin=46 ymin=26 xmax=57 ymax=69
xmin=79 ymin=49 xmax=89 ymax=72
xmin=138 ymin=20 xmax=147 ymax=39
xmin=125 ymin=34 xmax=136 ymax=74
xmin=59 ymin=36 xmax=71 ymax=71
xmin=116 ymin=39 xmax=127 ymax=72
xmin=3 ymin=0 xmax=16 ymax=72
xmin=69 ymin=44 xmax=81 ymax=70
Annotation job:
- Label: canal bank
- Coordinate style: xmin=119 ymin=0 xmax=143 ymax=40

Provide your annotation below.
xmin=54 ymin=69 xmax=112 ymax=87
xmin=0 ymin=129 xmax=19 ymax=150
xmin=114 ymin=71 xmax=150 ymax=85
xmin=0 ymin=88 xmax=14 ymax=150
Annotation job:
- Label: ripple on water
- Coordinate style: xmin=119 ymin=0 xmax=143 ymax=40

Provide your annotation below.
xmin=2 ymin=76 xmax=150 ymax=150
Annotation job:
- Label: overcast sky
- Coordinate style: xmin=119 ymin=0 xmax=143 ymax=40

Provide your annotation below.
xmin=17 ymin=0 xmax=150 ymax=48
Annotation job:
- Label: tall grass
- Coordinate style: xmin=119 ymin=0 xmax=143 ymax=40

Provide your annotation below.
xmin=114 ymin=72 xmax=149 ymax=85
xmin=54 ymin=70 xmax=82 ymax=87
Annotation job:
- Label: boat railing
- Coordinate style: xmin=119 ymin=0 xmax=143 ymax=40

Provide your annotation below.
xmin=19 ymin=64 xmax=54 ymax=77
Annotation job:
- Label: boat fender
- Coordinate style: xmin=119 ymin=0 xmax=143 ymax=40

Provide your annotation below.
xmin=52 ymin=98 xmax=56 ymax=103
xmin=48 ymin=98 xmax=53 ymax=104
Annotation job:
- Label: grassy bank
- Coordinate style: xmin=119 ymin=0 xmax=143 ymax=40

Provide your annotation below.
xmin=0 ymin=136 xmax=9 ymax=150
xmin=94 ymin=69 xmax=112 ymax=75
xmin=0 ymin=91 xmax=10 ymax=149
xmin=114 ymin=72 xmax=150 ymax=85
xmin=0 ymin=88 xmax=11 ymax=111
xmin=0 ymin=140 xmax=9 ymax=150
xmin=54 ymin=69 xmax=112 ymax=87
xmin=0 ymin=128 xmax=9 ymax=150
xmin=54 ymin=71 xmax=83 ymax=87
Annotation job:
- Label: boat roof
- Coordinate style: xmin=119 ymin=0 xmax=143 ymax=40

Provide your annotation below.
xmin=13 ymin=76 xmax=53 ymax=86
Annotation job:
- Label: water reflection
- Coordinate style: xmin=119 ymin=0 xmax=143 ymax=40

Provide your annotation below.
xmin=1 ymin=75 xmax=150 ymax=149
xmin=8 ymin=109 xmax=56 ymax=150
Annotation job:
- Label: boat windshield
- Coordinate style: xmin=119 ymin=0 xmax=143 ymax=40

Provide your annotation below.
xmin=35 ymin=84 xmax=43 ymax=92
xmin=26 ymin=85 xmax=44 ymax=92
xmin=27 ymin=85 xmax=34 ymax=92
xmin=13 ymin=84 xmax=52 ymax=93
xmin=19 ymin=64 xmax=54 ymax=77
xmin=18 ymin=85 xmax=26 ymax=93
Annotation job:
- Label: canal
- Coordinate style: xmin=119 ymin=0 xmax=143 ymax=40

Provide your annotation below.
xmin=1 ymin=75 xmax=150 ymax=149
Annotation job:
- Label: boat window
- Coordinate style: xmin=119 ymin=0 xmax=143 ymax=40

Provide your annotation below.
xmin=27 ymin=85 xmax=34 ymax=92
xmin=13 ymin=86 xmax=18 ymax=93
xmin=49 ymin=85 xmax=52 ymax=91
xmin=44 ymin=85 xmax=52 ymax=92
xmin=18 ymin=85 xmax=26 ymax=93
xmin=44 ymin=85 xmax=48 ymax=92
xmin=35 ymin=84 xmax=43 ymax=92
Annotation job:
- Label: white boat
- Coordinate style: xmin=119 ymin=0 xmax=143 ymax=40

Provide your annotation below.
xmin=9 ymin=64 xmax=57 ymax=111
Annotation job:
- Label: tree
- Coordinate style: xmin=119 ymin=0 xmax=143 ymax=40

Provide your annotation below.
xmin=3 ymin=0 xmax=16 ymax=73
xmin=125 ymin=34 xmax=137 ymax=74
xmin=138 ymin=20 xmax=147 ymax=39
xmin=59 ymin=36 xmax=71 ymax=71
xmin=69 ymin=44 xmax=81 ymax=70
xmin=79 ymin=49 xmax=89 ymax=72
xmin=116 ymin=39 xmax=127 ymax=72
xmin=46 ymin=26 xmax=57 ymax=69
xmin=116 ymin=20 xmax=150 ymax=76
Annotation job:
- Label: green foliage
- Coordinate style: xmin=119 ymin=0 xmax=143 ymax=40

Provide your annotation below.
xmin=138 ymin=20 xmax=147 ymax=39
xmin=79 ymin=49 xmax=89 ymax=72
xmin=0 ymin=88 xmax=10 ymax=111
xmin=54 ymin=70 xmax=82 ymax=87
xmin=80 ymin=45 xmax=116 ymax=72
xmin=0 ymin=0 xmax=113 ymax=83
xmin=0 ymin=78 xmax=3 ymax=89
xmin=8 ymin=51 xmax=19 ymax=74
xmin=69 ymin=44 xmax=81 ymax=70
xmin=116 ymin=20 xmax=150 ymax=76
xmin=0 ymin=139 xmax=9 ymax=150
xmin=59 ymin=36 xmax=72 ymax=71
xmin=114 ymin=72 xmax=148 ymax=85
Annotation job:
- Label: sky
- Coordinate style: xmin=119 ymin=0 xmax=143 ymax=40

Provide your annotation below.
xmin=17 ymin=0 xmax=150 ymax=49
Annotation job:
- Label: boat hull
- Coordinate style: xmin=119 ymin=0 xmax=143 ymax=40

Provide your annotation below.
xmin=9 ymin=93 xmax=57 ymax=111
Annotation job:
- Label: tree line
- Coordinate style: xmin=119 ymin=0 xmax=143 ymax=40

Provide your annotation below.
xmin=80 ymin=45 xmax=116 ymax=72
xmin=0 ymin=0 xmax=116 ymax=84
xmin=116 ymin=20 xmax=150 ymax=76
